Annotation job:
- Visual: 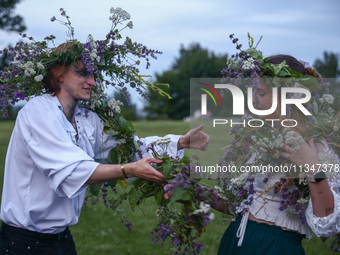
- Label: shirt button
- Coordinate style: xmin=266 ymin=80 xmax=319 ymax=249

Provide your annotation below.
xmin=27 ymin=246 xmax=31 ymax=249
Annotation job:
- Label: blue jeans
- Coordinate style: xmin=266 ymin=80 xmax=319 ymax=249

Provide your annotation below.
xmin=0 ymin=223 xmax=77 ymax=255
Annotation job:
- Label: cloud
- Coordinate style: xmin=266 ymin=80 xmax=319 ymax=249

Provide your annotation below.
xmin=1 ymin=0 xmax=339 ymax=109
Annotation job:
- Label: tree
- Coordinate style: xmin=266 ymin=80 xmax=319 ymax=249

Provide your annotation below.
xmin=144 ymin=43 xmax=227 ymax=120
xmin=111 ymin=91 xmax=138 ymax=121
xmin=313 ymin=51 xmax=339 ymax=78
xmin=0 ymin=0 xmax=26 ymax=120
xmin=0 ymin=0 xmax=26 ymax=32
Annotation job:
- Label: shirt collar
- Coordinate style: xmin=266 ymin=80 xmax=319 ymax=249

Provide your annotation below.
xmin=43 ymin=93 xmax=82 ymax=116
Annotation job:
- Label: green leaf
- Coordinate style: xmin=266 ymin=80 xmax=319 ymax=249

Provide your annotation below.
xmin=154 ymin=188 xmax=164 ymax=205
xmin=313 ymin=99 xmax=319 ymax=114
xmin=88 ymin=183 xmax=102 ymax=196
xmin=107 ymin=179 xmax=117 ymax=188
xmin=179 ymin=155 xmax=189 ymax=165
xmin=128 ymin=187 xmax=138 ymax=211
xmin=108 ymin=148 xmax=121 ymax=164
xmin=162 ymin=157 xmax=173 ymax=180
xmin=132 ymin=178 xmax=148 ymax=189
xmin=170 ymin=186 xmax=191 ymax=203
xmin=245 ymin=48 xmax=263 ymax=60
xmin=118 ymin=116 xmax=130 ymax=132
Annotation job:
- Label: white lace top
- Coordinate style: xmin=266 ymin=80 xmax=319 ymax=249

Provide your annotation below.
xmin=235 ymin=140 xmax=340 ymax=246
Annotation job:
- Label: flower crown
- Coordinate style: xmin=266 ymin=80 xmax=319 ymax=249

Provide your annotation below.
xmin=221 ymin=33 xmax=311 ymax=80
xmin=0 ymin=7 xmax=169 ymax=118
xmin=220 ymin=33 xmax=335 ymax=120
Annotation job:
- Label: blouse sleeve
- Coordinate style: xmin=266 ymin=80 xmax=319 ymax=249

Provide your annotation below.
xmin=93 ymin=118 xmax=184 ymax=162
xmin=20 ymin=99 xmax=99 ymax=199
xmin=134 ymin=135 xmax=185 ymax=160
xmin=305 ymin=141 xmax=340 ymax=237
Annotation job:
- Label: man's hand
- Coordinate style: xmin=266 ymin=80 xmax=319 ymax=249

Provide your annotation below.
xmin=127 ymin=157 xmax=165 ymax=182
xmin=177 ymin=125 xmax=209 ymax=150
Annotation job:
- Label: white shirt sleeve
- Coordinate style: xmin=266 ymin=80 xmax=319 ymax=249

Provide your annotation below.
xmin=305 ymin=142 xmax=340 ymax=237
xmin=134 ymin=135 xmax=185 ymax=160
xmin=306 ymin=178 xmax=340 ymax=237
xmin=93 ymin=118 xmax=184 ymax=162
xmin=19 ymin=98 xmax=99 ymax=199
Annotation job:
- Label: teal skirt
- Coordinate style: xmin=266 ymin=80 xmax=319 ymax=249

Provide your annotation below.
xmin=217 ymin=215 xmax=305 ymax=255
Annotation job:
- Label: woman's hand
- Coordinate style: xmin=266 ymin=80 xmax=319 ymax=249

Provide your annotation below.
xmin=280 ymin=132 xmax=320 ymax=174
xmin=177 ymin=125 xmax=209 ymax=150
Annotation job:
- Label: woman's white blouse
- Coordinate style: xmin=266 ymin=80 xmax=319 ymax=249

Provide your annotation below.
xmin=236 ymin=142 xmax=340 ymax=246
xmin=0 ymin=94 xmax=183 ymax=234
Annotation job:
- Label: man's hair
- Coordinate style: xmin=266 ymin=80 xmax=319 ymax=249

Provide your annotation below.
xmin=43 ymin=42 xmax=75 ymax=95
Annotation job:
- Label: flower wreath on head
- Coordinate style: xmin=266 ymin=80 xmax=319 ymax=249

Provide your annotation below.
xmin=0 ymin=7 xmax=221 ymax=255
xmin=216 ymin=33 xmax=340 ymax=253
xmin=0 ymin=7 xmax=173 ymax=164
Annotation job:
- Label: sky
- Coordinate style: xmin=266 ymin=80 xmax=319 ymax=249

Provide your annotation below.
xmin=1 ymin=0 xmax=339 ymax=109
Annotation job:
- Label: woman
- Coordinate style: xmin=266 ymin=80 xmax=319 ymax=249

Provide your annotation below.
xmin=215 ymin=53 xmax=340 ymax=254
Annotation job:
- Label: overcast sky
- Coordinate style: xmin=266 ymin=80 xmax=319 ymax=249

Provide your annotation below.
xmin=1 ymin=0 xmax=339 ymax=108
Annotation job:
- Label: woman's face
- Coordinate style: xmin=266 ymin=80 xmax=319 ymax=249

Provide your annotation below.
xmin=255 ymin=80 xmax=280 ymax=119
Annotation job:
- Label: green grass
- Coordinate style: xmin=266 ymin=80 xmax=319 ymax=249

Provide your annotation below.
xmin=0 ymin=120 xmax=334 ymax=254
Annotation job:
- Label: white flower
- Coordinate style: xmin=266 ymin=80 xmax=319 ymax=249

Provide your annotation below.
xmin=37 ymin=62 xmax=45 ymax=70
xmin=117 ymin=138 xmax=126 ymax=145
xmin=108 ymin=98 xmax=123 ymax=113
xmin=319 ymin=94 xmax=334 ymax=104
xmin=90 ymin=51 xmax=97 ymax=59
xmin=24 ymin=70 xmax=31 ymax=77
xmin=29 ymin=68 xmax=36 ymax=75
xmin=242 ymin=57 xmax=255 ymax=70
xmin=34 ymin=75 xmax=43 ymax=82
xmin=284 ymin=131 xmax=304 ymax=152
xmin=119 ymin=10 xmax=130 ymax=20
xmin=231 ymin=172 xmax=249 ymax=187
xmin=193 ymin=202 xmax=211 ymax=215
xmin=127 ymin=21 xmax=133 ymax=29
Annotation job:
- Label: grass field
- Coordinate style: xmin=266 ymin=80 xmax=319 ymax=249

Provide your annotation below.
xmin=0 ymin=120 xmax=333 ymax=254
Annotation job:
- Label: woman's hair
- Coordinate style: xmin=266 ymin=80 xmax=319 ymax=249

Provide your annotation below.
xmin=43 ymin=42 xmax=74 ymax=95
xmin=266 ymin=54 xmax=322 ymax=126
xmin=267 ymin=54 xmax=321 ymax=79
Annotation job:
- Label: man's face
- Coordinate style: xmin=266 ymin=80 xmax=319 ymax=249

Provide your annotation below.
xmin=58 ymin=60 xmax=95 ymax=102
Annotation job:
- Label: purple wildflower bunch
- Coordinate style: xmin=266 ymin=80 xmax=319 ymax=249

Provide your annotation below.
xmin=149 ymin=155 xmax=219 ymax=255
xmin=0 ymin=7 xmax=170 ymax=118
xmin=85 ymin=134 xmax=219 ymax=254
xmin=221 ymin=33 xmax=262 ymax=80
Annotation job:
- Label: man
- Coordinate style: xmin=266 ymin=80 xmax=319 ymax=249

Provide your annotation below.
xmin=0 ymin=53 xmax=209 ymax=254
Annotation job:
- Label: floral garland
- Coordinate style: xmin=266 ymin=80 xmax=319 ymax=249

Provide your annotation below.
xmin=216 ymin=33 xmax=340 ymax=253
